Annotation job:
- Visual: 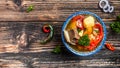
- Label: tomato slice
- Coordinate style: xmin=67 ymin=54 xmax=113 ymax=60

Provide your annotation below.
xmin=71 ymin=15 xmax=84 ymax=30
xmin=105 ymin=43 xmax=115 ymax=51
xmin=76 ymin=20 xmax=84 ymax=30
xmin=72 ymin=15 xmax=84 ymax=22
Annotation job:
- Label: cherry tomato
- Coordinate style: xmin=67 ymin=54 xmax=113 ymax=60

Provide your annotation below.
xmin=105 ymin=43 xmax=115 ymax=51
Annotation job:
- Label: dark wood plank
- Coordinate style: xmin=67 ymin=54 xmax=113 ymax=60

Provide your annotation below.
xmin=0 ymin=50 xmax=120 ymax=68
xmin=0 ymin=21 xmax=119 ymax=53
xmin=0 ymin=0 xmax=119 ymax=21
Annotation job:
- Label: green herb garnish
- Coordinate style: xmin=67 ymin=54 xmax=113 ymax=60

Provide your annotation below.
xmin=26 ymin=5 xmax=34 ymax=12
xmin=110 ymin=14 xmax=120 ymax=33
xmin=78 ymin=34 xmax=90 ymax=46
xmin=110 ymin=21 xmax=120 ymax=33
xmin=77 ymin=29 xmax=81 ymax=33
xmin=94 ymin=29 xmax=99 ymax=33
xmin=52 ymin=46 xmax=61 ymax=54
xmin=117 ymin=15 xmax=120 ymax=21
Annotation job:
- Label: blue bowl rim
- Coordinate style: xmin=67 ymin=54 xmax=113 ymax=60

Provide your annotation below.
xmin=61 ymin=11 xmax=107 ymax=56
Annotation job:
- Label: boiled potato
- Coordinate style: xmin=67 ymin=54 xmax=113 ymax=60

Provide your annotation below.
xmin=83 ymin=16 xmax=95 ymax=28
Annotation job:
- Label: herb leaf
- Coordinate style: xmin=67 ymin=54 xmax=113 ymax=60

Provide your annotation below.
xmin=110 ymin=21 xmax=120 ymax=33
xmin=78 ymin=34 xmax=90 ymax=46
xmin=77 ymin=29 xmax=81 ymax=33
xmin=26 ymin=5 xmax=34 ymax=12
xmin=117 ymin=15 xmax=120 ymax=21
xmin=52 ymin=46 xmax=61 ymax=54
xmin=94 ymin=29 xmax=99 ymax=33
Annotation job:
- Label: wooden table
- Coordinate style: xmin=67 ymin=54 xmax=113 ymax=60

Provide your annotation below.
xmin=0 ymin=0 xmax=120 ymax=68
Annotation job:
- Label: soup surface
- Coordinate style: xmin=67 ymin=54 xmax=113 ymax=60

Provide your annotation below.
xmin=64 ymin=15 xmax=104 ymax=51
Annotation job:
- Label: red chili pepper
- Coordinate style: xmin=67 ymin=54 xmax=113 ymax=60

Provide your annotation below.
xmin=93 ymin=23 xmax=103 ymax=44
xmin=42 ymin=25 xmax=50 ymax=33
xmin=40 ymin=25 xmax=54 ymax=44
xmin=86 ymin=23 xmax=103 ymax=50
xmin=105 ymin=43 xmax=115 ymax=51
xmin=72 ymin=15 xmax=84 ymax=30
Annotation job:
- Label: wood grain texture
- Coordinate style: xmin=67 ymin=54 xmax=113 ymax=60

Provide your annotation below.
xmin=0 ymin=0 xmax=119 ymax=21
xmin=0 ymin=21 xmax=119 ymax=53
xmin=0 ymin=0 xmax=120 ymax=68
xmin=0 ymin=21 xmax=120 ymax=68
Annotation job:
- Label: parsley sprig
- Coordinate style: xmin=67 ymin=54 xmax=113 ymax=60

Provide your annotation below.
xmin=110 ymin=15 xmax=120 ymax=33
xmin=26 ymin=5 xmax=34 ymax=12
xmin=78 ymin=34 xmax=90 ymax=46
xmin=52 ymin=46 xmax=61 ymax=54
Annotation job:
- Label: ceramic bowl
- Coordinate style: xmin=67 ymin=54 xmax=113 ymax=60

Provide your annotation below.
xmin=61 ymin=11 xmax=107 ymax=56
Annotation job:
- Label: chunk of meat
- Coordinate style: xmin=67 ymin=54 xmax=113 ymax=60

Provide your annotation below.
xmin=64 ymin=28 xmax=80 ymax=45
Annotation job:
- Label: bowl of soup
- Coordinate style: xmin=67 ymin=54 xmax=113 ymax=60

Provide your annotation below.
xmin=61 ymin=11 xmax=107 ymax=56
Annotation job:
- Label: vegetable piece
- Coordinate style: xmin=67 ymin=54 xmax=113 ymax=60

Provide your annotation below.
xmin=89 ymin=34 xmax=95 ymax=40
xmin=110 ymin=21 xmax=120 ymax=33
xmin=83 ymin=16 xmax=95 ymax=28
xmin=72 ymin=15 xmax=84 ymax=30
xmin=117 ymin=15 xmax=120 ymax=21
xmin=40 ymin=24 xmax=54 ymax=44
xmin=52 ymin=46 xmax=61 ymax=54
xmin=93 ymin=31 xmax=98 ymax=37
xmin=85 ymin=23 xmax=103 ymax=51
xmin=77 ymin=29 xmax=81 ymax=33
xmin=93 ymin=28 xmax=99 ymax=33
xmin=66 ymin=15 xmax=84 ymax=30
xmin=78 ymin=30 xmax=84 ymax=37
xmin=76 ymin=19 xmax=84 ymax=30
xmin=105 ymin=43 xmax=115 ymax=51
xmin=26 ymin=5 xmax=34 ymax=12
xmin=72 ymin=15 xmax=84 ymax=22
xmin=84 ymin=27 xmax=93 ymax=35
xmin=91 ymin=23 xmax=103 ymax=46
xmin=78 ymin=34 xmax=90 ymax=46
xmin=42 ymin=25 xmax=50 ymax=33
xmin=83 ymin=16 xmax=95 ymax=35
xmin=66 ymin=21 xmax=77 ymax=30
